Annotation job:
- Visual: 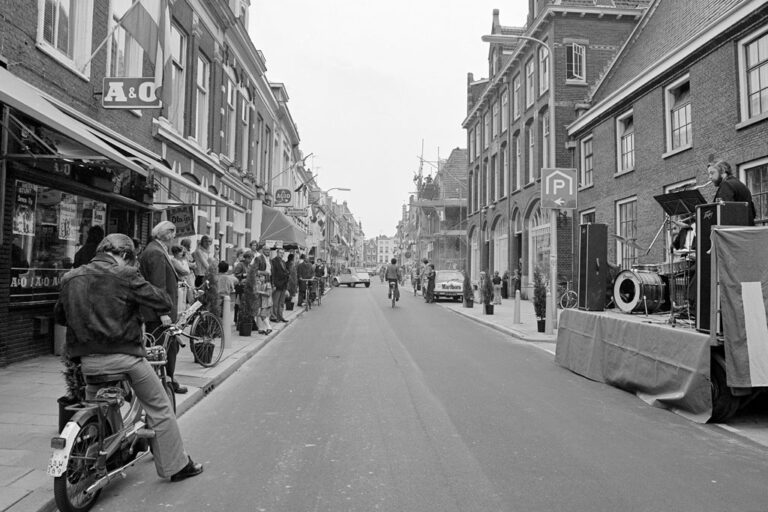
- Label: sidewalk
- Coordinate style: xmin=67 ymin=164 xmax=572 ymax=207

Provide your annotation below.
xmin=436 ymin=294 xmax=559 ymax=346
xmin=0 ymin=303 xmax=308 ymax=512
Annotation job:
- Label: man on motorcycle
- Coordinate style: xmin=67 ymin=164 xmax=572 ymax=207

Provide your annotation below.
xmin=385 ymin=258 xmax=401 ymax=301
xmin=54 ymin=234 xmax=203 ymax=482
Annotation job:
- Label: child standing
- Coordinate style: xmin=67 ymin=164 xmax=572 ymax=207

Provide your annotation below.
xmin=255 ymin=274 xmax=273 ymax=334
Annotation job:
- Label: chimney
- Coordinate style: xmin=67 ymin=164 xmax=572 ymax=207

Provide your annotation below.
xmin=492 ymin=9 xmax=500 ymax=34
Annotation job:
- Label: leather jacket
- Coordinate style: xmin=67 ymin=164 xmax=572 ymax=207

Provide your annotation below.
xmin=54 ymin=254 xmax=172 ymax=359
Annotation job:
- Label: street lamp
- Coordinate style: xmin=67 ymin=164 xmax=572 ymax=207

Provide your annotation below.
xmin=479 ymin=32 xmax=557 ymax=322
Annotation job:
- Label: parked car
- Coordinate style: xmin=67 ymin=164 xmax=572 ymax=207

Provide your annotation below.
xmin=433 ymin=270 xmax=464 ymax=301
xmin=366 ymin=267 xmax=377 ymax=276
xmin=332 ymin=267 xmax=371 ymax=288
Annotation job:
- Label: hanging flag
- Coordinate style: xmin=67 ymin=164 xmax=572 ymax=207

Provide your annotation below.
xmin=119 ymin=0 xmax=173 ymax=97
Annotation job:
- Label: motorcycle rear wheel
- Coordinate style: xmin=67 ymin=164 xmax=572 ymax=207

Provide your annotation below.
xmin=53 ymin=420 xmax=102 ymax=512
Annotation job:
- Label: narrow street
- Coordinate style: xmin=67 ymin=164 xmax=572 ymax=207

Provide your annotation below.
xmin=90 ymin=282 xmax=768 ymax=512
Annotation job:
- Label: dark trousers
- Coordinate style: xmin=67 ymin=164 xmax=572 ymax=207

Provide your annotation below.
xmin=272 ymin=288 xmax=286 ymax=320
xmin=146 ymin=321 xmax=179 ymax=380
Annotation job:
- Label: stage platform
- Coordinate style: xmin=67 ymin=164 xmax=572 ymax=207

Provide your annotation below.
xmin=555 ymin=309 xmax=712 ymax=423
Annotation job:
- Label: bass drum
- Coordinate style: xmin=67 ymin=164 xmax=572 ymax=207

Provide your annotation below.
xmin=613 ymin=270 xmax=666 ymax=314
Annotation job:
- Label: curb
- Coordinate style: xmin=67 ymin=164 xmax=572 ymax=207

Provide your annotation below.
xmin=439 ymin=304 xmax=556 ymax=344
xmin=17 ymin=308 xmax=306 ymax=512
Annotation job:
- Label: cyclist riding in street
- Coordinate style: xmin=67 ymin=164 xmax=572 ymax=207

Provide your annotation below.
xmin=314 ymin=258 xmax=328 ymax=298
xmin=385 ymin=258 xmax=401 ymax=302
xmin=54 ymin=234 xmax=203 ymax=482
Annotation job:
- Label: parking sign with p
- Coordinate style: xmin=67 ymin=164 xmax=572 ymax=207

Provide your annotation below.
xmin=541 ymin=168 xmax=578 ymax=209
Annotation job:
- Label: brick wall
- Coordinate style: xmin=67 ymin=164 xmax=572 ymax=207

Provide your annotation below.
xmin=574 ymin=19 xmax=768 ymax=267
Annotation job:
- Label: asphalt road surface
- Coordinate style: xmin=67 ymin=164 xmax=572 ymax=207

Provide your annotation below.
xmin=94 ymin=281 xmax=768 ymax=512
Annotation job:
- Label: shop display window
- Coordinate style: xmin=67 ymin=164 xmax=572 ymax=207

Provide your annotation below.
xmin=11 ymin=180 xmax=107 ymax=304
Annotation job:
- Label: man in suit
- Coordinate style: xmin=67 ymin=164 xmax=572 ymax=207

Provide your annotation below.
xmin=708 ymin=159 xmax=757 ymax=225
xmin=139 ymin=221 xmax=187 ymax=394
xmin=270 ymin=248 xmax=289 ymax=322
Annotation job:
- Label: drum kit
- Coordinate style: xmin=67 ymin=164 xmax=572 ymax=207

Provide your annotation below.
xmin=609 ymin=189 xmax=706 ymax=324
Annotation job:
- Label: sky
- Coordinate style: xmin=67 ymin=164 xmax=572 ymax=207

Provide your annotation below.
xmin=249 ymin=1 xmax=528 ymax=238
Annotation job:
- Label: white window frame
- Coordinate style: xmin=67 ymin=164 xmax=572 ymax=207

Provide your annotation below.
xmin=541 ymin=112 xmax=551 ymax=170
xmin=169 ymin=24 xmax=187 ymax=133
xmin=107 ymin=0 xmax=143 ymax=79
xmin=527 ymin=123 xmax=535 ymax=183
xmin=737 ymin=25 xmax=768 ymax=126
xmin=475 ymin=123 xmax=482 ymax=156
xmin=538 ymin=45 xmax=550 ymax=96
xmin=469 ymin=128 xmax=475 ymax=161
xmin=580 ymin=208 xmax=596 ymax=225
xmin=225 ymin=75 xmax=237 ymax=161
xmin=514 ymin=133 xmax=522 ymax=191
xmin=240 ymin=97 xmax=251 ymax=170
xmin=580 ymin=135 xmax=593 ymax=189
xmin=566 ymin=43 xmax=586 ymax=83
xmin=484 ymin=112 xmax=490 ymax=149
xmin=615 ymin=196 xmax=638 ymax=269
xmin=739 ymin=157 xmax=768 ymax=226
xmin=36 ymin=0 xmax=94 ymax=79
xmin=513 ymin=75 xmax=521 ymax=120
xmin=195 ymin=54 xmax=210 ymax=149
xmin=525 ymin=59 xmax=535 ymax=108
xmin=501 ymin=90 xmax=509 ymax=131
xmin=616 ymin=109 xmax=635 ymax=175
xmin=492 ymin=101 xmax=500 ymax=139
xmin=493 ymin=155 xmax=500 ymax=202
xmin=502 ymin=144 xmax=509 ymax=196
xmin=664 ymin=74 xmax=692 ymax=156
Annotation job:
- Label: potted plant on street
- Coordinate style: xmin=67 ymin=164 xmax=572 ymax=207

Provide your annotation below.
xmin=58 ymin=347 xmax=85 ymax=432
xmin=533 ymin=268 xmax=547 ymax=332
xmin=481 ymin=272 xmax=494 ymax=315
xmin=462 ymin=271 xmax=474 ymax=308
xmin=238 ymin=265 xmax=258 ymax=336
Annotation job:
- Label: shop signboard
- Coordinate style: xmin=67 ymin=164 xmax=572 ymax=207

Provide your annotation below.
xmin=102 ymin=77 xmax=162 ymax=109
xmin=166 ymin=206 xmax=196 ymax=237
xmin=264 ymin=240 xmax=284 ymax=249
xmin=286 ymin=208 xmax=308 ymax=217
xmin=13 ymin=180 xmax=36 ymax=236
xmin=274 ymin=188 xmax=293 ymax=206
xmin=58 ymin=196 xmax=78 ymax=242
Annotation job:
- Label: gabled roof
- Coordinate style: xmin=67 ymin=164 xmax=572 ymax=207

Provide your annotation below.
xmin=436 ymin=148 xmax=468 ymax=200
xmin=591 ymin=0 xmax=744 ymax=103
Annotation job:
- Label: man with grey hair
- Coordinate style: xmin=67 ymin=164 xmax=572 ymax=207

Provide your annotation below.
xmin=55 ymin=234 xmax=203 ymax=482
xmin=708 ymin=159 xmax=757 ymax=225
xmin=139 ymin=221 xmax=187 ymax=394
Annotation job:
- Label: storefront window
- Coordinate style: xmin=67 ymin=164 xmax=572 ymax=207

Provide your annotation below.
xmin=11 ymin=180 xmax=106 ymax=304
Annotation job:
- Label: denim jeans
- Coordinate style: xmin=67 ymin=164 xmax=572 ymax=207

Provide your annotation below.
xmin=80 ymin=354 xmax=189 ymax=478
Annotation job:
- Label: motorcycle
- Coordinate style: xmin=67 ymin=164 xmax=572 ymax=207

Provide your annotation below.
xmin=47 ymin=342 xmax=174 ymax=512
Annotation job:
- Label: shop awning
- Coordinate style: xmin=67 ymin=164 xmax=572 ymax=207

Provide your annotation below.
xmin=84 ymin=129 xmax=245 ymax=212
xmin=261 ymin=205 xmax=307 ymax=247
xmin=0 ymin=66 xmax=147 ymax=176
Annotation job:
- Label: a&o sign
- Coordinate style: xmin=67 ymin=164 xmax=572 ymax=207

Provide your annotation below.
xmin=541 ymin=168 xmax=578 ymax=209
xmin=102 ymin=77 xmax=161 ymax=109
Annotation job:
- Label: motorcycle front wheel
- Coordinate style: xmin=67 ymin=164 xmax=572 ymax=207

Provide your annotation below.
xmin=53 ymin=420 xmax=102 ymax=512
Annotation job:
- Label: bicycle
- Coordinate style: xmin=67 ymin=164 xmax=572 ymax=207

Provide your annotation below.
xmin=299 ymin=278 xmax=315 ymax=312
xmin=388 ymin=280 xmax=399 ymax=308
xmin=557 ymin=280 xmax=578 ymax=309
xmin=315 ymin=276 xmax=324 ymax=306
xmin=150 ymin=285 xmax=225 ymax=368
xmin=48 ymin=342 xmax=171 ymax=512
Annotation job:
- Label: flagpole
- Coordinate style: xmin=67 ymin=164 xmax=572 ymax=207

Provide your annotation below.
xmin=78 ymin=0 xmax=143 ymax=73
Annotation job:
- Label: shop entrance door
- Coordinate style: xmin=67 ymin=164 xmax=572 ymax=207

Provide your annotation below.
xmin=107 ymin=208 xmax=137 ymax=237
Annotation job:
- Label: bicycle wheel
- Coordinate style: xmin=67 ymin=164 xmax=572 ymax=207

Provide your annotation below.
xmin=189 ymin=311 xmax=224 ymax=367
xmin=53 ymin=420 xmax=102 ymax=512
xmin=560 ymin=290 xmax=578 ymax=309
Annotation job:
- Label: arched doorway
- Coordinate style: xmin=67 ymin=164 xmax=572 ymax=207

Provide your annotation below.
xmin=492 ymin=216 xmax=508 ymax=275
xmin=527 ymin=202 xmax=550 ymax=284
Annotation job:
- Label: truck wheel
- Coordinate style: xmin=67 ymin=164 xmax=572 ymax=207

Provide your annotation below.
xmin=710 ymin=359 xmax=741 ymax=423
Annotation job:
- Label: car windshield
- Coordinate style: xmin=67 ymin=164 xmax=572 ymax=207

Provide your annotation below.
xmin=436 ymin=271 xmax=463 ymax=282
xmin=351 ymin=268 xmax=367 ymax=276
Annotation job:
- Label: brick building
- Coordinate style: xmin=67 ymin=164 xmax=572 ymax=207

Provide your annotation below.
xmin=0 ymin=0 xmax=307 ymax=365
xmin=567 ymin=0 xmax=768 ymax=269
xmin=463 ymin=0 xmax=650 ymax=295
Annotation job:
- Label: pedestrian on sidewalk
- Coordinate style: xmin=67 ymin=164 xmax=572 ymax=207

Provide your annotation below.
xmin=255 ymin=273 xmax=273 ymax=334
xmin=192 ymin=235 xmax=214 ymax=287
xmin=425 ymin=263 xmax=436 ymax=303
xmin=271 ymin=248 xmax=289 ymax=322
xmin=492 ymin=270 xmax=503 ymax=305
xmin=139 ymin=221 xmax=187 ymax=395
xmin=55 ymin=233 xmax=203 ymax=482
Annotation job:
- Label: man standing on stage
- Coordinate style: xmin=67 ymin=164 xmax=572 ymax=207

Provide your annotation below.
xmin=708 ymin=160 xmax=757 ymax=225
